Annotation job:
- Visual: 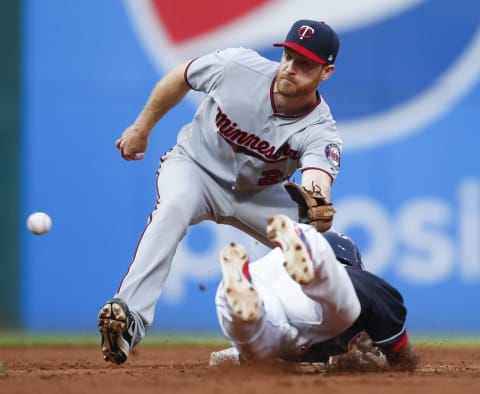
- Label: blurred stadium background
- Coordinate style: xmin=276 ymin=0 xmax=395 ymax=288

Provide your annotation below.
xmin=1 ymin=0 xmax=479 ymax=339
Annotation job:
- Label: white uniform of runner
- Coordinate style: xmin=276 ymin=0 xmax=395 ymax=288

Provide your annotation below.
xmin=215 ymin=222 xmax=360 ymax=361
xmin=115 ymin=47 xmax=342 ymax=343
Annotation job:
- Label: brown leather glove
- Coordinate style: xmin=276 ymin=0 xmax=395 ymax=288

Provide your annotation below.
xmin=284 ymin=182 xmax=336 ymax=232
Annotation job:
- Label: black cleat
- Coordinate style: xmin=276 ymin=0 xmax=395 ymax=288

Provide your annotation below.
xmin=98 ymin=298 xmax=134 ymax=365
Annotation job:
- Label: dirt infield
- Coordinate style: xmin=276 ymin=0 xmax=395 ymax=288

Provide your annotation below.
xmin=0 ymin=344 xmax=479 ymax=394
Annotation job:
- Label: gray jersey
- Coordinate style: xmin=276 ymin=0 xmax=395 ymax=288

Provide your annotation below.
xmin=178 ymin=47 xmax=342 ymax=192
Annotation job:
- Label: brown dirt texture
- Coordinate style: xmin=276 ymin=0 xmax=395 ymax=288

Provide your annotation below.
xmin=0 ymin=344 xmax=479 ymax=394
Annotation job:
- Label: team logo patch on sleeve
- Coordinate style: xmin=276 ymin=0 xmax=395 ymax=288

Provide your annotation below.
xmin=326 ymin=143 xmax=341 ymax=169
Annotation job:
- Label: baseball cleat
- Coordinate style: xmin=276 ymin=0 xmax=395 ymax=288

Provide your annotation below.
xmin=267 ymin=214 xmax=314 ymax=285
xmin=220 ymin=242 xmax=259 ymax=322
xmin=98 ymin=298 xmax=134 ymax=365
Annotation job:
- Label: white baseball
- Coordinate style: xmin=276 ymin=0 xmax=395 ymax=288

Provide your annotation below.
xmin=27 ymin=212 xmax=52 ymax=235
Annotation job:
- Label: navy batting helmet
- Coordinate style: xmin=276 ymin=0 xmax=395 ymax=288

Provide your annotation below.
xmin=323 ymin=232 xmax=365 ymax=270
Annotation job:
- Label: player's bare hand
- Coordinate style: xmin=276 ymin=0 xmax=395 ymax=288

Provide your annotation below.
xmin=115 ymin=125 xmax=150 ymax=161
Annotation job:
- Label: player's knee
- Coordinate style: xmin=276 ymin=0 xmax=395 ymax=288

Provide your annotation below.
xmin=154 ymin=199 xmax=197 ymax=225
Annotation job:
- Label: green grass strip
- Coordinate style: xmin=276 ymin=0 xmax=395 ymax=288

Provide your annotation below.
xmin=412 ymin=335 xmax=480 ymax=348
xmin=1 ymin=331 xmax=479 ymax=348
xmin=0 ymin=331 xmax=229 ymax=347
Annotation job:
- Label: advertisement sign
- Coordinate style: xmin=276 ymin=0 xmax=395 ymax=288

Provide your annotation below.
xmin=22 ymin=0 xmax=480 ymax=334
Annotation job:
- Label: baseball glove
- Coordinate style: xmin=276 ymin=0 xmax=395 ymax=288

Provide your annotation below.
xmin=284 ymin=182 xmax=336 ymax=232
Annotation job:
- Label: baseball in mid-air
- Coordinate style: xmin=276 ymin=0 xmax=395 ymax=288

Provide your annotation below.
xmin=27 ymin=212 xmax=52 ymax=235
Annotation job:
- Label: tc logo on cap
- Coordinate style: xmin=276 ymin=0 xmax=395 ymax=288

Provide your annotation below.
xmin=297 ymin=25 xmax=315 ymax=40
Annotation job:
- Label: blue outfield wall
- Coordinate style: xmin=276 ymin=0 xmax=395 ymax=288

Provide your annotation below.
xmin=21 ymin=0 xmax=480 ymax=335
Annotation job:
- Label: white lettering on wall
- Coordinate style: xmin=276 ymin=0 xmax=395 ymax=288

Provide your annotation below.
xmin=458 ymin=179 xmax=480 ymax=281
xmin=335 ymin=179 xmax=480 ymax=283
xmin=396 ymin=199 xmax=454 ymax=283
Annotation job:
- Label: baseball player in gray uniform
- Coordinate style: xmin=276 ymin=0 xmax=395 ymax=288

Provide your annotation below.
xmin=98 ymin=19 xmax=343 ymax=365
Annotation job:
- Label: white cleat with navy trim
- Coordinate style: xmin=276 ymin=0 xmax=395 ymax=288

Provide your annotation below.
xmin=266 ymin=214 xmax=315 ymax=285
xmin=220 ymin=242 xmax=259 ymax=322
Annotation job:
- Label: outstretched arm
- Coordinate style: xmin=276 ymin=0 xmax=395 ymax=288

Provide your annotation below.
xmin=116 ymin=61 xmax=191 ymax=161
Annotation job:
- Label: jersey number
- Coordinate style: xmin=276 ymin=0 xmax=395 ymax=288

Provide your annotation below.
xmin=258 ymin=170 xmax=284 ymax=186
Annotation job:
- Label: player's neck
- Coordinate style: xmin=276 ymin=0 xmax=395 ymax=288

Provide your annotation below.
xmin=272 ymin=91 xmax=319 ymax=116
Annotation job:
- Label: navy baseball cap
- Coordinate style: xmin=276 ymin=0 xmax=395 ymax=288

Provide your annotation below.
xmin=273 ymin=19 xmax=339 ymax=65
xmin=323 ymin=232 xmax=365 ymax=270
